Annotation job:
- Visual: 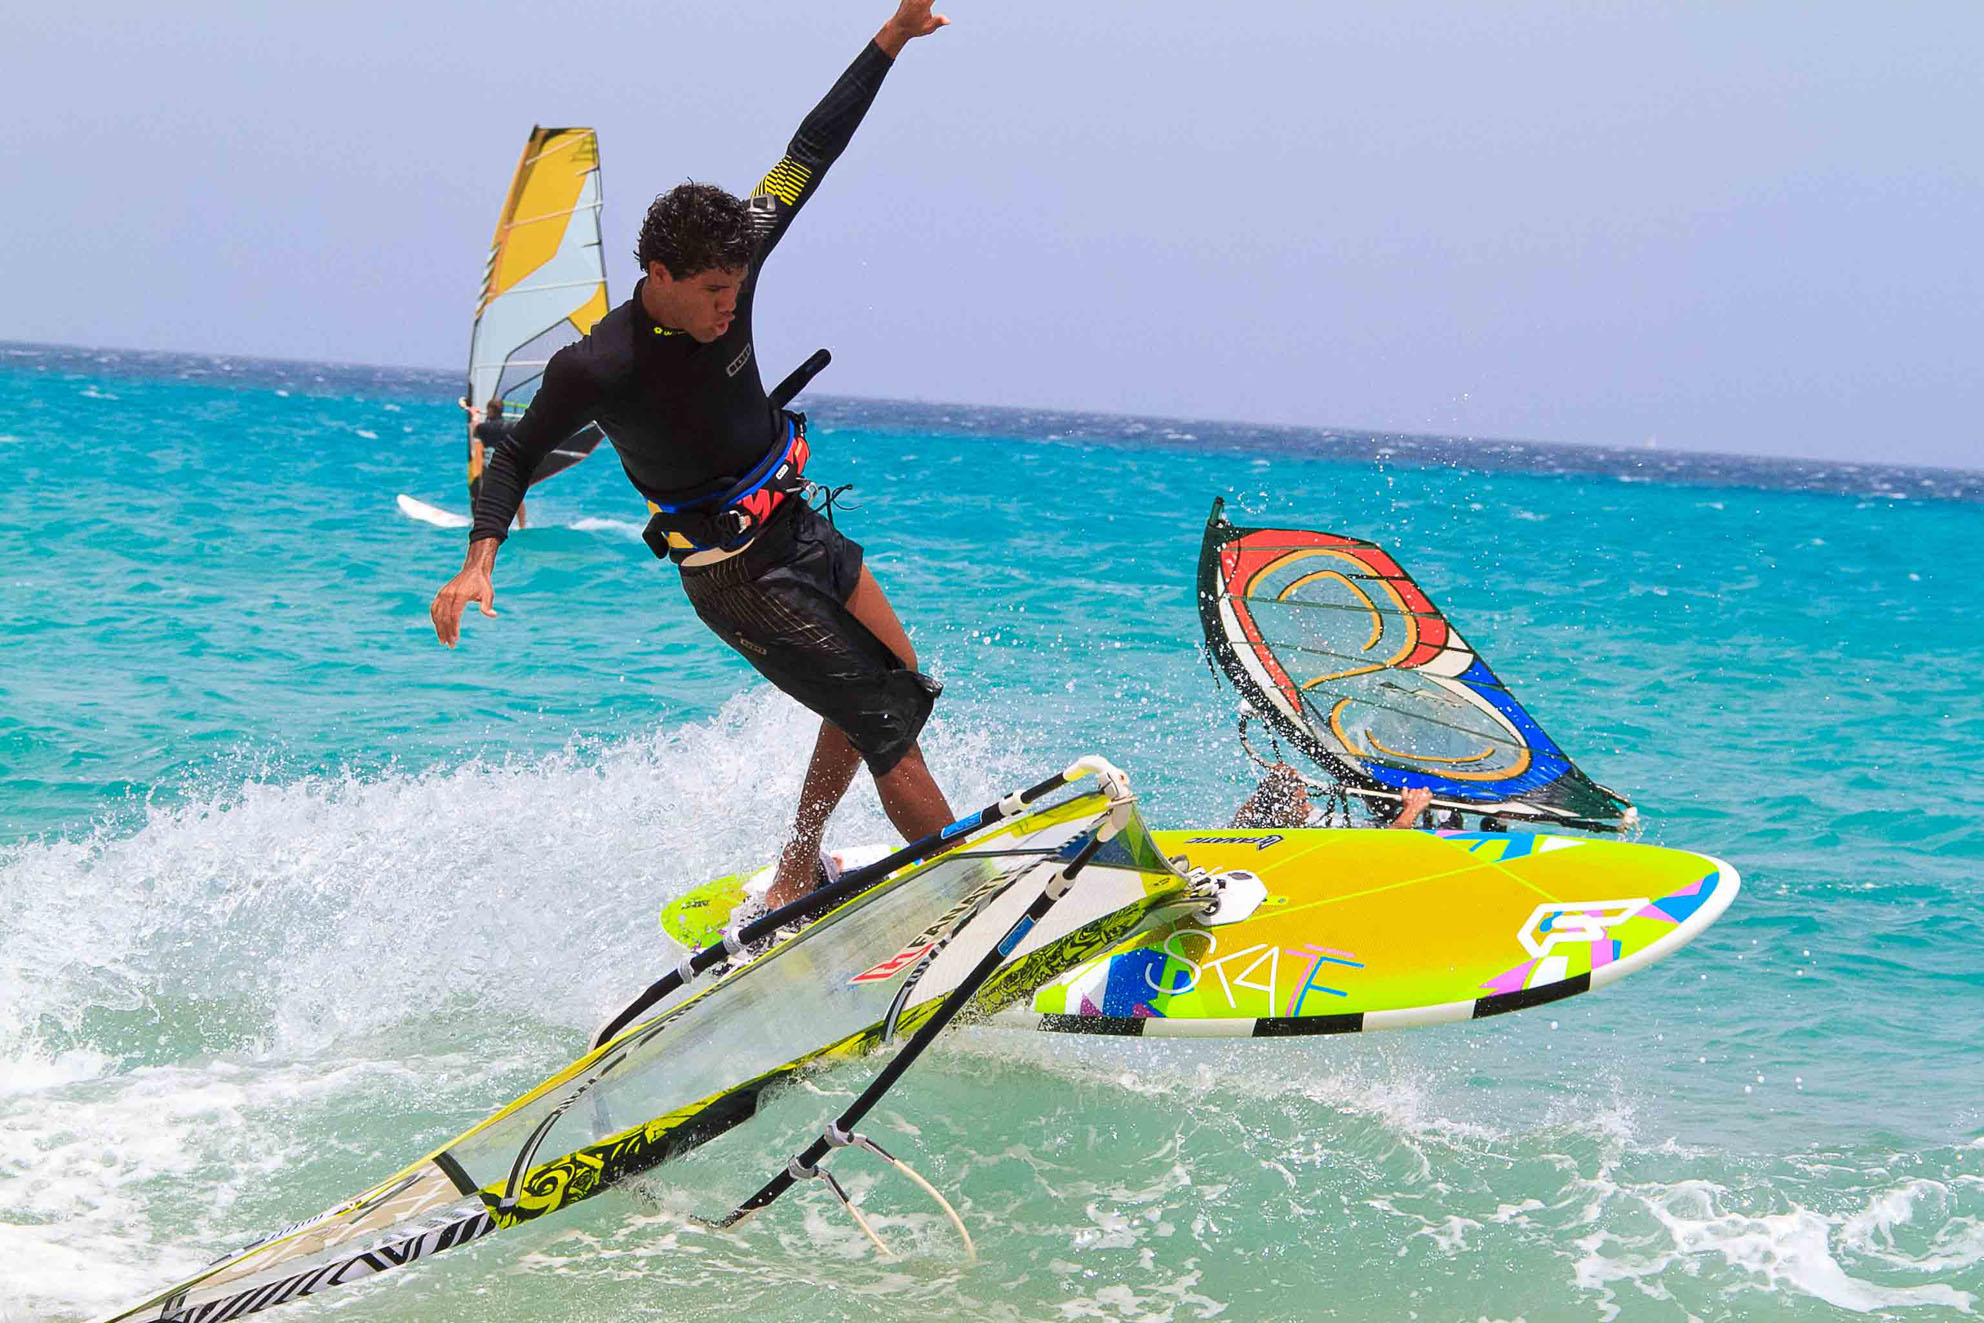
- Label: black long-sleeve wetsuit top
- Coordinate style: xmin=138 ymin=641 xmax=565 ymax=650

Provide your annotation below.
xmin=468 ymin=39 xmax=895 ymax=546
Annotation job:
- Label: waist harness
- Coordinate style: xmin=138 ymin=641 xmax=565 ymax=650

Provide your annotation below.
xmin=641 ymin=411 xmax=811 ymax=556
xmin=639 ymin=348 xmax=834 ymax=558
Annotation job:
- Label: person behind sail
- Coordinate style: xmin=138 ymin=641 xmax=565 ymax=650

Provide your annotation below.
xmin=464 ymin=395 xmax=608 ymax=531
xmin=463 ymin=397 xmax=528 ymax=529
xmin=430 ymin=0 xmax=956 ymax=913
xmin=1231 ymin=763 xmax=1435 ymax=831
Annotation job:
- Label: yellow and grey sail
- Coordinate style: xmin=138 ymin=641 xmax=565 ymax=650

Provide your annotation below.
xmin=95 ymin=779 xmax=1186 ymax=1322
xmin=465 ymin=126 xmax=609 ymax=500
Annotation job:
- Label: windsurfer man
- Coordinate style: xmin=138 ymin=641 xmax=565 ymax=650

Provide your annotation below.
xmin=430 ymin=0 xmax=955 ymax=911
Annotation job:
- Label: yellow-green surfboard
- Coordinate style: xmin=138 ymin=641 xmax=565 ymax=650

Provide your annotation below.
xmin=661 ymin=827 xmax=1738 ymax=1039
xmin=1025 ymin=827 xmax=1739 ymax=1035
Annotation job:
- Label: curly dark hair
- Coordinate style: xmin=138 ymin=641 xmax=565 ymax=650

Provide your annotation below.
xmin=635 ymin=182 xmax=756 ymax=277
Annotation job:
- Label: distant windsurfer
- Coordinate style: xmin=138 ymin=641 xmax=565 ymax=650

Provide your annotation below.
xmin=463 ymin=398 xmax=527 ymax=529
xmin=430 ymin=0 xmax=955 ymax=912
xmin=1232 ymin=763 xmax=1434 ymax=830
xmin=464 ymin=397 xmax=608 ymax=530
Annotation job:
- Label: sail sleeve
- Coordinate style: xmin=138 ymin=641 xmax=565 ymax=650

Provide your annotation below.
xmin=1197 ymin=499 xmax=1634 ymax=831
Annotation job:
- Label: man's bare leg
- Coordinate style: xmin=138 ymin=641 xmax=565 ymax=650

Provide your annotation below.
xmin=766 ymin=720 xmax=863 ymax=908
xmin=842 ymin=566 xmax=954 ymax=832
xmin=844 ymin=566 xmax=915 ymax=669
xmin=874 ymin=742 xmax=953 ymax=839
xmin=763 ymin=565 xmax=953 ymax=906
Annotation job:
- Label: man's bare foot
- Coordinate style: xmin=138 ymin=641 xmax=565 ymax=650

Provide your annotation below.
xmin=765 ymin=846 xmax=835 ymax=910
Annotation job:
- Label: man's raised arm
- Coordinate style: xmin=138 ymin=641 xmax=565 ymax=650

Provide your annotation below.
xmin=746 ymin=0 xmax=949 ymax=260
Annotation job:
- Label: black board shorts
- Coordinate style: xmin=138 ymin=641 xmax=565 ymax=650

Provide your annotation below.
xmin=678 ymin=501 xmax=941 ymax=775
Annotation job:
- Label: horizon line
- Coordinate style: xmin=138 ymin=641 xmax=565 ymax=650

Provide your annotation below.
xmin=5 ymin=336 xmax=1979 ymax=483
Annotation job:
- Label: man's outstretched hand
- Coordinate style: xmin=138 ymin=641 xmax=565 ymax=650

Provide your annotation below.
xmin=431 ymin=540 xmax=499 ymax=647
xmin=877 ymin=0 xmax=949 ymax=56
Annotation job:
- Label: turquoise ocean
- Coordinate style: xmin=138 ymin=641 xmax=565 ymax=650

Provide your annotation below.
xmin=2 ymin=340 xmax=1980 ymax=1322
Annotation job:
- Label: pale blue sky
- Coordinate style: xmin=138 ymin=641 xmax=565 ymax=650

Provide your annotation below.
xmin=6 ymin=2 xmax=1979 ymax=466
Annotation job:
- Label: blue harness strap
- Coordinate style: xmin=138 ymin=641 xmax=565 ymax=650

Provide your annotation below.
xmin=648 ymin=414 xmax=800 ymax=519
xmin=642 ymin=414 xmax=810 ymax=556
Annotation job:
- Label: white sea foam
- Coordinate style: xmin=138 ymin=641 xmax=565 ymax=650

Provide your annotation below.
xmin=0 ymin=696 xmax=1037 ymax=1067
xmin=1647 ymin=1183 xmax=1973 ymax=1312
xmin=3 ymin=702 xmax=1976 ymax=1319
xmin=568 ymin=516 xmax=647 ymax=539
xmin=0 ymin=1056 xmax=416 ymax=1317
xmin=0 ymin=1046 xmax=111 ymax=1095
xmin=0 ymin=699 xmax=1046 ymax=1318
xmin=1571 ymin=1177 xmax=1979 ymax=1318
xmin=1839 ymin=1178 xmax=1984 ymax=1275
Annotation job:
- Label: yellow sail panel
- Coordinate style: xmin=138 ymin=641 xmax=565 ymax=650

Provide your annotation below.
xmin=466 ymin=126 xmax=609 ymax=413
xmin=480 ymin=128 xmax=599 ymax=310
xmin=568 ymin=282 xmax=609 ymax=336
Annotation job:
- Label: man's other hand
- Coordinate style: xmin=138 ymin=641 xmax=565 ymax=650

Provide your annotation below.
xmin=431 ymin=542 xmax=500 ymax=647
xmin=1389 ymin=786 xmax=1436 ymax=830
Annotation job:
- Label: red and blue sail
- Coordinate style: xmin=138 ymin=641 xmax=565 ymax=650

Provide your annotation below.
xmin=1199 ymin=499 xmax=1633 ymax=831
